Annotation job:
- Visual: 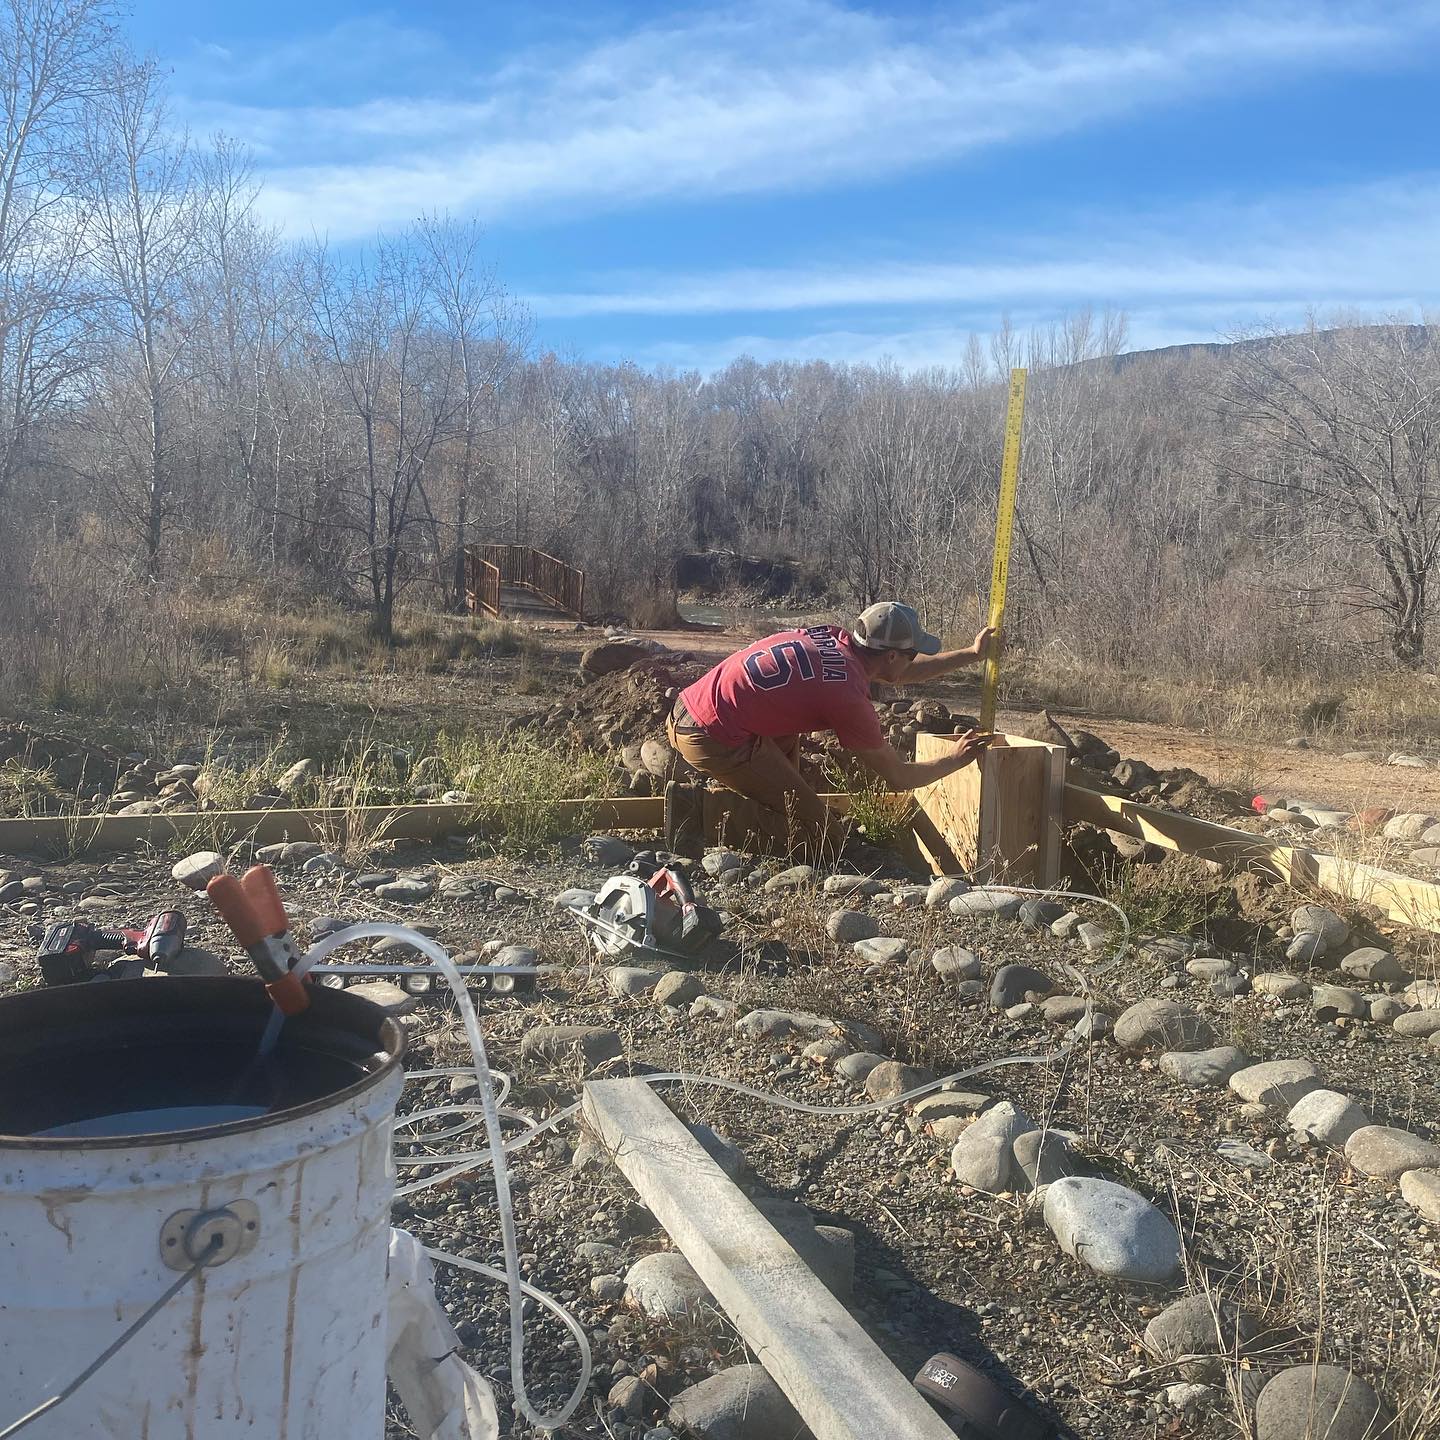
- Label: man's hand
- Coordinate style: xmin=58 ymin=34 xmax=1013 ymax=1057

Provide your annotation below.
xmin=969 ymin=625 xmax=997 ymax=660
xmin=946 ymin=728 xmax=992 ymax=766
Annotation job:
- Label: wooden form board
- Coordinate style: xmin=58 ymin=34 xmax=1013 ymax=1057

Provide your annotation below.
xmin=0 ymin=796 xmax=666 ymax=857
xmin=913 ymin=734 xmax=1065 ymax=884
xmin=1063 ymin=783 xmax=1440 ymax=935
xmin=582 ymin=1079 xmax=956 ymax=1440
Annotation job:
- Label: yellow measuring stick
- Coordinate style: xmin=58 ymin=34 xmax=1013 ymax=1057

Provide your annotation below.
xmin=978 ymin=367 xmax=1027 ymax=733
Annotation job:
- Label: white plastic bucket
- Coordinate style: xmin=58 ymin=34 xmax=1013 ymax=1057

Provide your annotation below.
xmin=0 ymin=977 xmax=405 ymax=1439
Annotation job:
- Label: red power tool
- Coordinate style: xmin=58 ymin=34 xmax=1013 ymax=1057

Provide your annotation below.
xmin=37 ymin=911 xmax=188 ymax=986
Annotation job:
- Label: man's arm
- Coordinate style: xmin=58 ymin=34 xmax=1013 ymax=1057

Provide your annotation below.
xmin=904 ymin=626 xmax=995 ymax=682
xmin=850 ymin=731 xmax=990 ymax=793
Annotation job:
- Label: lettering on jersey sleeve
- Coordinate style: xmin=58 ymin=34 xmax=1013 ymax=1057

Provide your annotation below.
xmin=805 ymin=627 xmax=851 ymax=682
xmin=743 ymin=639 xmax=816 ymax=690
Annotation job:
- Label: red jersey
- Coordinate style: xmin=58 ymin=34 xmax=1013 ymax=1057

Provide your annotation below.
xmin=679 ymin=627 xmax=885 ymax=749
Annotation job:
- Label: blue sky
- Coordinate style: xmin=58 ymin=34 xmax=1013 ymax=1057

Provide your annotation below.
xmin=131 ymin=0 xmax=1440 ymax=369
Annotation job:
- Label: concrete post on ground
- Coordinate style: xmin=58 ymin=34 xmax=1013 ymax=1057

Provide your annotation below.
xmin=581 ymin=1078 xmax=957 ymax=1440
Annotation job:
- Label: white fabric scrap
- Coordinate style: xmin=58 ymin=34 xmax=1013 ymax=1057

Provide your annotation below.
xmin=386 ymin=1227 xmax=500 ymax=1440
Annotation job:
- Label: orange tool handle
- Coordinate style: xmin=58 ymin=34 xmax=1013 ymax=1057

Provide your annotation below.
xmin=266 ymin=972 xmax=310 ymax=1016
xmin=206 ymin=874 xmax=266 ymax=949
xmin=241 ymin=864 xmax=288 ymax=938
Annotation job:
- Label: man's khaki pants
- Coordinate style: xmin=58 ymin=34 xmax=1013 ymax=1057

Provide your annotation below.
xmin=666 ymin=713 xmax=845 ymax=860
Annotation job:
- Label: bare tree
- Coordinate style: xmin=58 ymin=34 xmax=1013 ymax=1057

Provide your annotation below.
xmin=415 ymin=213 xmax=526 ymax=608
xmin=79 ymin=53 xmax=197 ymax=562
xmin=0 ymin=0 xmax=118 ymax=497
xmin=1220 ymin=321 xmax=1440 ymax=667
xmin=305 ymin=235 xmax=460 ymax=640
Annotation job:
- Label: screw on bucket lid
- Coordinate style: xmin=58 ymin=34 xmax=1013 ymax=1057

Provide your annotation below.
xmin=912 ymin=1353 xmax=1053 ymax=1440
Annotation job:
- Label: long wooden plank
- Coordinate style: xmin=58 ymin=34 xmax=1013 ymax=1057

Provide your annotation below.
xmin=1063 ymin=783 xmax=1440 ymax=933
xmin=582 ymin=1079 xmax=955 ymax=1440
xmin=0 ymin=796 xmax=667 ymax=856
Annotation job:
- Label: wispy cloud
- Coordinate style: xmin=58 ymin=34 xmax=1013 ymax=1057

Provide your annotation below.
xmin=552 ymin=177 xmax=1440 ymax=370
xmin=173 ymin=0 xmax=1439 ymax=237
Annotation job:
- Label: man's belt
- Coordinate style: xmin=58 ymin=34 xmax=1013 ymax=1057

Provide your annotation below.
xmin=670 ymin=695 xmax=706 ymax=734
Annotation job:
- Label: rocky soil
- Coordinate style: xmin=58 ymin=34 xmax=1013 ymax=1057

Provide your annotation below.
xmin=2 ymin=825 xmax=1439 ymax=1440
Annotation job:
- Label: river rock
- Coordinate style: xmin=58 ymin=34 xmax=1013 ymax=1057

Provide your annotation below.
xmin=375 ymin=877 xmax=433 ymax=902
xmin=824 ymin=873 xmax=886 ymax=897
xmin=607 ymin=966 xmax=663 ymax=998
xmin=950 ymin=1101 xmax=1035 ymax=1193
xmin=1043 ymin=1177 xmax=1182 ymax=1284
xmin=702 ymin=850 xmax=745 ymax=878
xmin=1040 ymin=995 xmax=1092 ymax=1025
xmin=1405 ymin=980 xmax=1440 ymax=1007
xmin=1339 ymin=948 xmax=1410 ymax=986
xmin=1159 ymin=1046 xmax=1251 ymax=1089
xmin=1229 ymin=1060 xmax=1320 ymax=1108
xmin=624 ymin=1252 xmax=715 ymax=1319
xmin=1394 ymin=1010 xmax=1440 ymax=1038
xmin=1115 ymin=998 xmax=1216 ymax=1053
xmin=1253 ymin=972 xmax=1311 ymax=1000
xmin=1013 ymin=1128 xmax=1078 ymax=1186
xmin=990 ymin=963 xmax=1054 ymax=1009
xmin=835 ymin=1052 xmax=887 ymax=1084
xmin=1382 ymin=812 xmax=1436 ymax=841
xmin=950 ymin=891 xmax=1023 ymax=919
xmin=170 ymin=851 xmax=226 ymax=890
xmin=1399 ymin=1169 xmax=1440 ymax=1223
xmin=853 ymin=936 xmax=909 ymax=964
xmin=1344 ymin=1125 xmax=1440 ymax=1181
xmin=1287 ymin=1089 xmax=1369 ymax=1147
xmin=1144 ymin=1293 xmax=1257 ymax=1381
xmin=347 ymin=981 xmax=417 ymax=1016
xmin=1254 ymin=1364 xmax=1394 ymax=1440
xmin=1290 ymin=904 xmax=1349 ymax=946
xmin=1312 ymin=984 xmax=1367 ymax=1019
xmin=653 ymin=971 xmax=705 ymax=1008
xmin=1018 ymin=898 xmax=1067 ymax=930
xmin=864 ymin=1061 xmax=935 ymax=1103
xmin=930 ymin=946 xmax=981 ymax=982
xmin=521 ymin=1025 xmax=622 ymax=1072
xmin=926 ymin=876 xmax=970 ymax=908
xmin=667 ymin=1363 xmax=802 ymax=1440
xmin=763 ymin=865 xmax=815 ymax=892
xmin=584 ymin=835 xmax=636 ymax=867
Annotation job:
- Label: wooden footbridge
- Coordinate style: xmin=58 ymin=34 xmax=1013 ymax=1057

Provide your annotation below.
xmin=464 ymin=544 xmax=586 ymax=621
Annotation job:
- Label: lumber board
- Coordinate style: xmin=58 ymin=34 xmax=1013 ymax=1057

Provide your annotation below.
xmin=1062 ymin=783 xmax=1440 ymax=934
xmin=0 ymin=796 xmax=666 ymax=856
xmin=582 ymin=1079 xmax=955 ymax=1440
xmin=914 ymin=734 xmax=1063 ymax=885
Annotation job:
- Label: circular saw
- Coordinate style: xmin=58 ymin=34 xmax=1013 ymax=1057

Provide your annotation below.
xmin=584 ymin=864 xmax=722 ymax=961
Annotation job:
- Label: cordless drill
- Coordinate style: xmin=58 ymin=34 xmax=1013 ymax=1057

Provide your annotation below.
xmin=36 ymin=911 xmax=188 ymax=985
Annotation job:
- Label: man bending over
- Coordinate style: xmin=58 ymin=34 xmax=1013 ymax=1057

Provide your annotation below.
xmin=667 ymin=601 xmax=993 ymax=855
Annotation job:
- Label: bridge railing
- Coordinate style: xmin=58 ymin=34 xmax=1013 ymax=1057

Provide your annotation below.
xmin=464 ymin=550 xmax=502 ymax=617
xmin=465 ymin=544 xmax=586 ymax=619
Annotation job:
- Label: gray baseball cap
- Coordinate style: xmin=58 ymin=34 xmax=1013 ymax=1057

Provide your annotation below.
xmin=852 ymin=601 xmax=942 ymax=655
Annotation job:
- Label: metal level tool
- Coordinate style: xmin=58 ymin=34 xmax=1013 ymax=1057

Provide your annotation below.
xmin=978 ymin=367 xmax=1028 ymax=735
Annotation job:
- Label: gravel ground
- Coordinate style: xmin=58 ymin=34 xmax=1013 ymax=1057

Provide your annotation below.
xmin=2 ymin=835 xmax=1438 ymax=1440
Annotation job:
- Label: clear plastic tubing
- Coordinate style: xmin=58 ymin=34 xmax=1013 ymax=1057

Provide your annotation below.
xmin=292 ymin=884 xmax=1130 ymax=1427
xmin=290 ymin=923 xmax=583 ymax=1430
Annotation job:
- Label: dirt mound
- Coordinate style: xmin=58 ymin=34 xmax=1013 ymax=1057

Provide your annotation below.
xmin=0 ymin=720 xmax=125 ymax=811
xmin=520 ymin=652 xmax=708 ymax=758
